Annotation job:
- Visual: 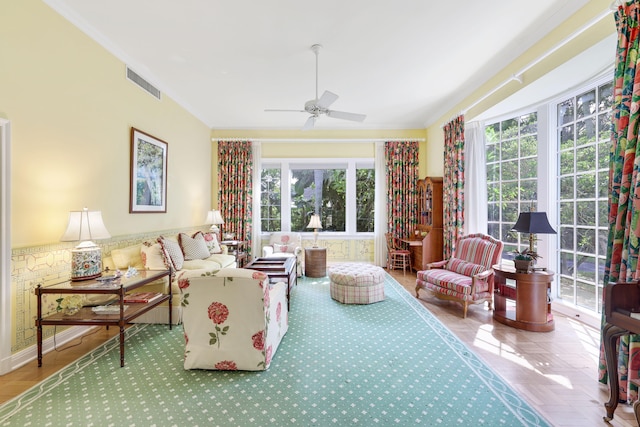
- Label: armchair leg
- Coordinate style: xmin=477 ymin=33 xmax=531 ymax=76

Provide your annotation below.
xmin=462 ymin=302 xmax=468 ymax=318
xmin=415 ymin=286 xmax=421 ymax=298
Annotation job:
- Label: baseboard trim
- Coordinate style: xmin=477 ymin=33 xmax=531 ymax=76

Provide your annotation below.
xmin=8 ymin=325 xmax=96 ymax=373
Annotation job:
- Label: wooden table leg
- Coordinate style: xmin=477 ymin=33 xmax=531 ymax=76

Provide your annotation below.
xmin=603 ymin=323 xmax=628 ymax=422
xmin=119 ymin=325 xmax=126 ymax=367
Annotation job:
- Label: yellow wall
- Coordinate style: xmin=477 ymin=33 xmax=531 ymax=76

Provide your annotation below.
xmin=2 ymin=0 xmax=212 ymax=355
xmin=2 ymin=0 xmax=213 ymax=248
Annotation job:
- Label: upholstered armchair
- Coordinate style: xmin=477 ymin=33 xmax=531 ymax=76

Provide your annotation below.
xmin=415 ymin=233 xmax=503 ymax=318
xmin=179 ymin=268 xmax=288 ymax=371
xmin=262 ymin=232 xmax=303 ymax=276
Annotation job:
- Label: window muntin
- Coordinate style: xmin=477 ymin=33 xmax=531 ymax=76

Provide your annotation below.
xmin=260 ymin=168 xmax=281 ymax=232
xmin=486 ymin=113 xmax=539 ymax=258
xmin=556 ymin=81 xmax=612 ymax=313
xmin=260 ymin=159 xmax=374 ymax=234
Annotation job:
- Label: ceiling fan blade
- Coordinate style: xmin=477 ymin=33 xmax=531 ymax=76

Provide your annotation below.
xmin=326 ymin=110 xmax=366 ymax=122
xmin=265 ymin=109 xmax=306 ymax=113
xmin=316 ymin=90 xmax=339 ymax=109
xmin=302 ymin=116 xmax=316 ymax=130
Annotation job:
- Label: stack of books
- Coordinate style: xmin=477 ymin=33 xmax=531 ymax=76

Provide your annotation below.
xmin=123 ymin=292 xmax=163 ymax=303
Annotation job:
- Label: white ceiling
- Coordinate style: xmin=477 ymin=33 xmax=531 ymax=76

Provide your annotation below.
xmin=44 ymin=0 xmax=597 ymax=130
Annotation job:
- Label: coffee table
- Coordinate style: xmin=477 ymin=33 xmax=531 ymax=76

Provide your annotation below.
xmin=245 ymin=257 xmax=296 ymax=309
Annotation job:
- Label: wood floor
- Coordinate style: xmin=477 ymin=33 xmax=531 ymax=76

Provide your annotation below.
xmin=0 ymin=269 xmax=636 ymax=426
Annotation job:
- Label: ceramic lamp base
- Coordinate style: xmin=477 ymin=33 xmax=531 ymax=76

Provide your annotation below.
xmin=70 ymin=246 xmax=102 ymax=281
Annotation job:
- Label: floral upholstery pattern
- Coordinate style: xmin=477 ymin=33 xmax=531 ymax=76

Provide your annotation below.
xmin=180 ymin=268 xmax=288 ymax=371
xmin=415 ymin=233 xmax=503 ymax=318
xmin=262 ymin=232 xmax=303 ymax=276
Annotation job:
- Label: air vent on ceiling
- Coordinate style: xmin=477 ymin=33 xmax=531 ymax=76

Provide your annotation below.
xmin=126 ymin=66 xmax=161 ymax=100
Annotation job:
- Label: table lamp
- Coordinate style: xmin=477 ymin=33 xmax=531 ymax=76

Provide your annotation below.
xmin=511 ymin=211 xmax=556 ymax=255
xmin=306 ymin=214 xmax=323 ymax=247
xmin=206 ymin=209 xmax=224 ymax=239
xmin=60 ymin=208 xmax=111 ymax=281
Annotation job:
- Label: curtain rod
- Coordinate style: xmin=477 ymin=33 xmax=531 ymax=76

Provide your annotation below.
xmin=457 ymin=7 xmax=613 ymax=120
xmin=212 ymin=138 xmax=425 ymax=143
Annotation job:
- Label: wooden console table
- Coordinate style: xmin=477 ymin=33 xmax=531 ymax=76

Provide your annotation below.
xmin=492 ymin=264 xmax=554 ymax=332
xmin=35 ymin=269 xmax=172 ymax=367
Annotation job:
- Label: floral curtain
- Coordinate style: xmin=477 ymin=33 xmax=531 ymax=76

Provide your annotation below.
xmin=443 ymin=115 xmax=465 ymax=258
xmin=218 ymin=140 xmax=253 ymax=256
xmin=384 ymin=141 xmax=419 ymax=241
xmin=598 ymin=0 xmax=640 ymax=404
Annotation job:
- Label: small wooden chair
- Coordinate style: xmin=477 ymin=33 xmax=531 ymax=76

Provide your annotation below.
xmin=385 ymin=233 xmax=411 ymax=275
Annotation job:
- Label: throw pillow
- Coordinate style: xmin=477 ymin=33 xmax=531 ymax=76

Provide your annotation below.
xmin=141 ymin=241 xmax=169 ymax=270
xmin=273 ymin=243 xmax=293 ymax=254
xmin=194 ymin=231 xmax=222 ymax=254
xmin=158 ymin=236 xmax=184 ymax=270
xmin=179 ymin=232 xmax=211 ymax=260
xmin=445 ymin=257 xmax=485 ymax=277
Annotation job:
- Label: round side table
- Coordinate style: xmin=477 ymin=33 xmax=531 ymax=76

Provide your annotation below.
xmin=305 ymin=247 xmax=327 ymax=277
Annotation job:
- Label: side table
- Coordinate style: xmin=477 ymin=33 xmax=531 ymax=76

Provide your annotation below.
xmin=221 ymin=240 xmax=247 ymax=267
xmin=305 ymin=247 xmax=327 ymax=277
xmin=492 ymin=263 xmax=554 ymax=332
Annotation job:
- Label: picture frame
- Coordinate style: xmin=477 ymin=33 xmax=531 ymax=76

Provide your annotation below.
xmin=130 ymin=127 xmax=168 ymax=213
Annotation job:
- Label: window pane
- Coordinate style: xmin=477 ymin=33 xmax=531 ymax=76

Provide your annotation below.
xmin=356 ymin=169 xmax=375 ymax=232
xmin=576 ymin=89 xmax=596 ymax=119
xmin=291 ymin=169 xmax=346 ymax=232
xmin=261 ymin=168 xmax=281 ymax=232
xmin=558 ymin=99 xmax=574 ymax=125
xmin=559 ymin=125 xmax=574 ymax=150
xmin=560 ymin=150 xmax=574 ymax=175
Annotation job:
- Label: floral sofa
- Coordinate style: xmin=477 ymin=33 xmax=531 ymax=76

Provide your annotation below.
xmin=100 ymin=231 xmax=237 ymax=324
xmin=179 ymin=267 xmax=288 ymax=371
xmin=415 ymin=233 xmax=503 ymax=318
xmin=262 ymin=232 xmax=303 ymax=276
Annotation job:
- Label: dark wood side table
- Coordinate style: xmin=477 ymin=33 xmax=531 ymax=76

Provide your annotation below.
xmin=221 ymin=240 xmax=247 ymax=267
xmin=305 ymin=247 xmax=327 ymax=277
xmin=492 ymin=263 xmax=554 ymax=332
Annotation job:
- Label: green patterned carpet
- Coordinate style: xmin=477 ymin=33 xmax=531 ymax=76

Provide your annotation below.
xmin=0 ymin=274 xmax=550 ymax=426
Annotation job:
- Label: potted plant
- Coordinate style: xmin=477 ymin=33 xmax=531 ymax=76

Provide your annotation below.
xmin=512 ymin=249 xmax=540 ymax=273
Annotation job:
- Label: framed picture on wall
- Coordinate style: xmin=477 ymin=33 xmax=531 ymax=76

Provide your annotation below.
xmin=130 ymin=127 xmax=168 ymax=213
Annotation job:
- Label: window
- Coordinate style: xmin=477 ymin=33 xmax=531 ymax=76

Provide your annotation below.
xmin=290 ymin=168 xmax=346 ymax=232
xmin=556 ymin=82 xmax=613 ymax=313
xmin=261 ymin=159 xmax=374 ymax=234
xmin=486 ymin=113 xmax=539 ymax=257
xmin=260 ymin=168 xmax=281 ymax=232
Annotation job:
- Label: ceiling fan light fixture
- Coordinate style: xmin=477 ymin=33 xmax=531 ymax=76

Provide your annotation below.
xmin=264 ymin=43 xmax=366 ymax=129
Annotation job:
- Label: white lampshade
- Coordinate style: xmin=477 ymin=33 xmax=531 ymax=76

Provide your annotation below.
xmin=206 ymin=209 xmax=224 ymax=225
xmin=61 ymin=208 xmax=110 ymax=281
xmin=306 ymin=214 xmax=323 ymax=247
xmin=306 ymin=214 xmax=323 ymax=230
xmin=206 ymin=209 xmax=225 ymax=237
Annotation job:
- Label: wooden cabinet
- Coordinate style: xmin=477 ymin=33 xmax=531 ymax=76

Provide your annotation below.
xmin=410 ymin=177 xmax=443 ymax=271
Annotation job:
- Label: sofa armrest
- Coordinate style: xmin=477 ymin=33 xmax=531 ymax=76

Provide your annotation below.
xmin=263 ymin=245 xmax=275 ymax=257
xmin=426 ymin=260 xmax=447 ymax=270
xmin=471 ymin=268 xmax=494 ymax=294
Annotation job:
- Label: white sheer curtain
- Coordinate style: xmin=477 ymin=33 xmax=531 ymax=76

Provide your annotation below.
xmin=374 ymin=141 xmax=387 ymax=266
xmin=251 ymin=141 xmax=262 ymax=259
xmin=464 ymin=122 xmax=487 ymax=235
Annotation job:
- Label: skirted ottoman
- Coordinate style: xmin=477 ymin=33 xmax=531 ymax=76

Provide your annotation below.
xmin=328 ymin=263 xmax=385 ymax=304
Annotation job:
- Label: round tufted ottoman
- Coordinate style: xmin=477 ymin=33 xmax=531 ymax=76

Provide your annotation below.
xmin=328 ymin=263 xmax=386 ymax=304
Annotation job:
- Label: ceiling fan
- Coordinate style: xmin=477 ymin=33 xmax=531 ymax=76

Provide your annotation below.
xmin=265 ymin=44 xmax=366 ymax=130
